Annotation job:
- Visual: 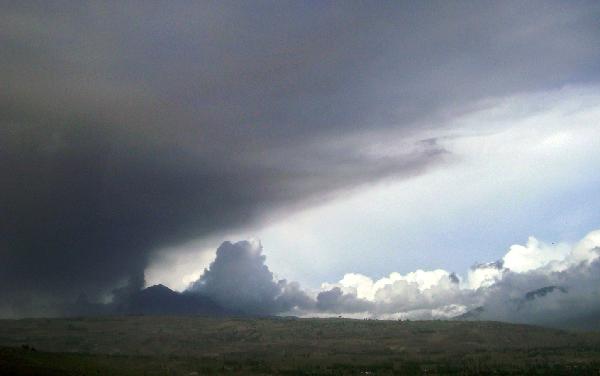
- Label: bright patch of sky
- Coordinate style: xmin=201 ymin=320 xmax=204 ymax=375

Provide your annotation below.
xmin=146 ymin=86 xmax=600 ymax=291
xmin=256 ymin=86 xmax=600 ymax=289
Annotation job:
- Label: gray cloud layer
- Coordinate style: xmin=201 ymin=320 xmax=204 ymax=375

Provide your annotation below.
xmin=2 ymin=1 xmax=600 ymax=316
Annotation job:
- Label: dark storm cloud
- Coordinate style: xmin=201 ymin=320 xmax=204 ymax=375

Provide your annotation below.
xmin=2 ymin=1 xmax=600 ymax=316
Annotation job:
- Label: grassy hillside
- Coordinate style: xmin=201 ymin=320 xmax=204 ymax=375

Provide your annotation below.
xmin=1 ymin=316 xmax=600 ymax=375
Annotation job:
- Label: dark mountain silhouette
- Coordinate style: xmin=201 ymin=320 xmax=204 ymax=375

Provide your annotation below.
xmin=454 ymin=286 xmax=569 ymax=323
xmin=118 ymin=284 xmax=229 ymax=316
xmin=524 ymin=285 xmax=567 ymax=301
xmin=454 ymin=306 xmax=484 ymax=321
xmin=69 ymin=285 xmax=231 ymax=317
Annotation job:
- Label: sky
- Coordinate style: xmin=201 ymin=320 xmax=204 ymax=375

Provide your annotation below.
xmin=2 ymin=1 xmax=600 ymax=325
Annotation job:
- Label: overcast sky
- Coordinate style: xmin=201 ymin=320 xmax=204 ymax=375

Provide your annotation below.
xmin=2 ymin=1 xmax=600 ymax=320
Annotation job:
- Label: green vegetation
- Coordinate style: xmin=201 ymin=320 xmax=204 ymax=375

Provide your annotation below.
xmin=0 ymin=316 xmax=599 ymax=375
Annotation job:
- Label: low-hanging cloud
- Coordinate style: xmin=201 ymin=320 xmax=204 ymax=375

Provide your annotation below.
xmin=45 ymin=229 xmax=600 ymax=330
xmin=306 ymin=230 xmax=600 ymax=326
xmin=176 ymin=230 xmax=600 ymax=329
xmin=468 ymin=233 xmax=600 ymax=329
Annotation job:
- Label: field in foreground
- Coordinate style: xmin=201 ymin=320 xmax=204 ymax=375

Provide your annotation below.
xmin=0 ymin=316 xmax=599 ymax=375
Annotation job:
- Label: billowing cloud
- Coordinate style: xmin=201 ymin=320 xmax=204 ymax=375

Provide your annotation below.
xmin=2 ymin=1 xmax=600 ymax=317
xmin=187 ymin=241 xmax=313 ymax=315
xmin=316 ymin=269 xmax=470 ymax=316
xmin=502 ymin=237 xmax=571 ymax=273
xmin=467 ymin=261 xmax=505 ymax=290
xmin=26 ymin=229 xmax=600 ymax=330
xmin=178 ymin=230 xmax=600 ymax=329
xmin=316 ymin=287 xmax=373 ymax=314
xmin=310 ymin=230 xmax=600 ymax=327
xmin=466 ymin=231 xmax=600 ymax=328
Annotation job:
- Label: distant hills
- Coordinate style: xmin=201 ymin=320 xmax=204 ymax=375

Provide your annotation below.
xmin=69 ymin=284 xmax=232 ymax=317
xmin=118 ymin=284 xmax=230 ymax=316
xmin=524 ymin=285 xmax=567 ymax=301
xmin=455 ymin=285 xmax=570 ymax=322
xmin=453 ymin=285 xmax=600 ymax=330
xmin=67 ymin=283 xmax=600 ymax=331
